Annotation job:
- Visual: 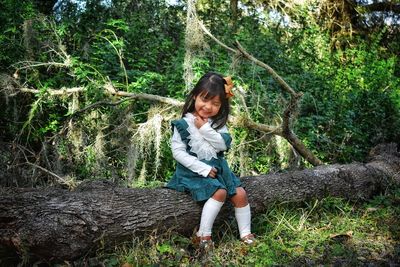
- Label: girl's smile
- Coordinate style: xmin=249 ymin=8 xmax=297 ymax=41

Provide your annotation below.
xmin=193 ymin=93 xmax=222 ymax=119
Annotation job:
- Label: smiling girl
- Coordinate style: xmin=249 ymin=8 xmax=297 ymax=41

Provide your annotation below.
xmin=166 ymin=72 xmax=255 ymax=251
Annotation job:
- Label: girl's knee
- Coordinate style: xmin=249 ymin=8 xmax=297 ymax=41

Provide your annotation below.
xmin=230 ymin=187 xmax=248 ymax=207
xmin=212 ymin=189 xmax=227 ymax=202
xmin=236 ymin=187 xmax=247 ymax=199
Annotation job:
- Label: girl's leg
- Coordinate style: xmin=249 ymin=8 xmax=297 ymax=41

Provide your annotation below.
xmin=197 ymin=189 xmax=226 ymax=238
xmin=230 ymin=187 xmax=252 ymax=239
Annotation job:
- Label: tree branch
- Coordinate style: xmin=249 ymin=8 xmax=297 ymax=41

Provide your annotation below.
xmin=234 ymin=41 xmax=300 ymax=98
xmin=196 ymin=17 xmax=322 ymax=166
xmin=16 ymin=82 xmax=281 ymax=140
xmin=20 ymin=87 xmax=83 ymax=95
xmin=19 ymin=86 xmax=184 ymax=107
xmin=198 ymin=20 xmax=237 ymax=54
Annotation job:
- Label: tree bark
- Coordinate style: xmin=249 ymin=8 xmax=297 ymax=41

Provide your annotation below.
xmin=230 ymin=0 xmax=239 ymax=33
xmin=0 ymin=144 xmax=399 ymax=261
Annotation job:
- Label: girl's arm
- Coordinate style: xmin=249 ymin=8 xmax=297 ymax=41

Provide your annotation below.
xmin=172 ymin=127 xmax=213 ymax=177
xmin=198 ymin=123 xmax=231 ymax=151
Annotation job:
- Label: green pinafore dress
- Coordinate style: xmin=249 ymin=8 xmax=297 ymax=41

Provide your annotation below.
xmin=166 ymin=119 xmax=241 ymax=202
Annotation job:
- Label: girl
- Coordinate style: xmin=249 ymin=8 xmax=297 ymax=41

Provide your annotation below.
xmin=166 ymin=72 xmax=255 ymax=249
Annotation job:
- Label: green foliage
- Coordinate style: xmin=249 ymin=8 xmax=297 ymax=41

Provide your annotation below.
xmin=294 ymin=34 xmax=400 ymax=162
xmin=1 ymin=0 xmax=399 ymax=184
xmin=0 ymin=0 xmax=37 ymax=69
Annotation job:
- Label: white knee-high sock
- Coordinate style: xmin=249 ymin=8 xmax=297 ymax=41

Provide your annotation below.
xmin=235 ymin=204 xmax=252 ymax=238
xmin=197 ymin=198 xmax=224 ymax=237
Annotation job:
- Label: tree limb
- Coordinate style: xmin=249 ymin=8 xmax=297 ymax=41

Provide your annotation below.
xmin=19 ymin=86 xmax=184 ymax=108
xmin=234 ymin=41 xmax=300 ymax=97
xmin=20 ymin=87 xmax=83 ymax=95
xmin=197 ymin=18 xmax=322 ymax=166
xmin=198 ymin=20 xmax=237 ymax=54
xmin=13 ymin=79 xmax=278 ymax=137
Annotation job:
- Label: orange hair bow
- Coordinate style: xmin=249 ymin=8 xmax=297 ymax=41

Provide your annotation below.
xmin=224 ymin=76 xmax=234 ymax=98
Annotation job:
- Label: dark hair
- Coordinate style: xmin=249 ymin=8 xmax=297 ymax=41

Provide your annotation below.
xmin=181 ymin=71 xmax=230 ymax=130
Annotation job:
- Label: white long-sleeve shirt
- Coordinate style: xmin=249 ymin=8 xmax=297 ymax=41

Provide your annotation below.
xmin=171 ymin=113 xmax=229 ymax=177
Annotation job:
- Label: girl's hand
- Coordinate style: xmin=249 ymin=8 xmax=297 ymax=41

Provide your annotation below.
xmin=208 ymin=167 xmax=218 ymax=178
xmin=194 ymin=116 xmax=208 ymax=129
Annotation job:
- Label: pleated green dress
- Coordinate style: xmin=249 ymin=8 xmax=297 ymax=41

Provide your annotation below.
xmin=166 ymin=119 xmax=241 ymax=202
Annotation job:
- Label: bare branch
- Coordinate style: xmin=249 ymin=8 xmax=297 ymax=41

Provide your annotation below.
xmin=24 ymin=162 xmax=68 ymax=185
xmin=234 ymin=41 xmax=300 ymax=98
xmin=281 ymin=90 xmax=323 ymax=166
xmin=239 ymin=116 xmax=281 ymax=135
xmin=20 ymin=87 xmax=84 ymax=95
xmin=195 ymin=17 xmax=322 ymax=166
xmin=14 ymin=61 xmax=71 ymax=70
xmin=18 ymin=86 xmax=184 ymax=107
xmin=15 ymin=83 xmax=284 ymax=144
xmin=114 ymin=91 xmax=184 ymax=107
xmin=197 ymin=19 xmax=237 ymax=54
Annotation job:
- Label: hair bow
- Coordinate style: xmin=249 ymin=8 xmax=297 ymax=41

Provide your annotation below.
xmin=223 ymin=76 xmax=234 ymax=98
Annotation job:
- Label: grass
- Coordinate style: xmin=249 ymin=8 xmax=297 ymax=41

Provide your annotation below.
xmin=3 ymin=188 xmax=399 ymax=266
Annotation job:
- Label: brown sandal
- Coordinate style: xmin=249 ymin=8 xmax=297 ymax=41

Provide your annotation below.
xmin=193 ymin=235 xmax=214 ymax=251
xmin=241 ymin=234 xmax=256 ymax=245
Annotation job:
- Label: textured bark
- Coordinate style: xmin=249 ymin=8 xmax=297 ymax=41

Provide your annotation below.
xmin=0 ymin=144 xmax=399 ymax=261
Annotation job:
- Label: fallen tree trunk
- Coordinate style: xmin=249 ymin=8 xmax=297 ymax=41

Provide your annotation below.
xmin=0 ymin=143 xmax=399 ymax=261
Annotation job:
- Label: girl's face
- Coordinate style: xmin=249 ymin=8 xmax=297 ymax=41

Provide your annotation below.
xmin=193 ymin=92 xmax=222 ymax=119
